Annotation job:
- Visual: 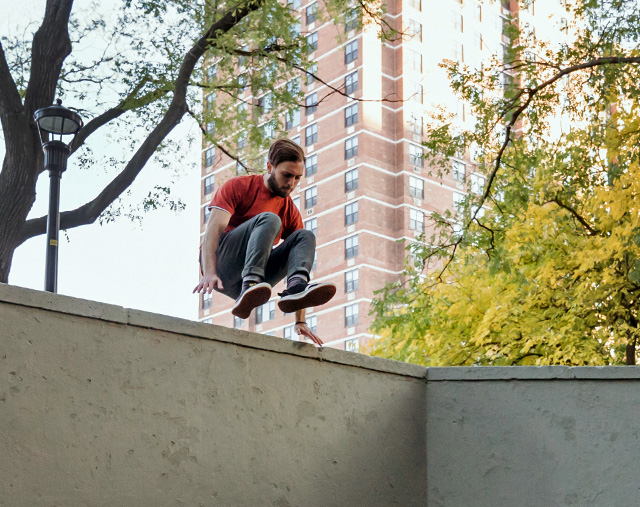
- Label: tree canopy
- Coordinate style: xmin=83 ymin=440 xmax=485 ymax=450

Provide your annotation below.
xmin=370 ymin=0 xmax=640 ymax=366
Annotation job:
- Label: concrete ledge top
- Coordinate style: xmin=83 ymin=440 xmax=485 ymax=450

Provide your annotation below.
xmin=0 ymin=282 xmax=427 ymax=379
xmin=4 ymin=283 xmax=640 ymax=382
xmin=427 ymin=365 xmax=640 ymax=381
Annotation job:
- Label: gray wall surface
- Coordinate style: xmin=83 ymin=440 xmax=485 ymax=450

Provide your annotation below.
xmin=2 ymin=283 xmax=640 ymax=507
xmin=426 ymin=367 xmax=640 ymax=507
xmin=0 ymin=284 xmax=426 ymax=507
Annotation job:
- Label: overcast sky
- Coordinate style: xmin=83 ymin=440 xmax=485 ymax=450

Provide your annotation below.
xmin=2 ymin=0 xmax=202 ymax=320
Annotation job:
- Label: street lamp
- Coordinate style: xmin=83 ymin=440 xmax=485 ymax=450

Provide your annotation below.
xmin=33 ymin=99 xmax=83 ymax=293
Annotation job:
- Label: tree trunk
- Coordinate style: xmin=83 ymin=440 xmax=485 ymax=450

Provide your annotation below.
xmin=0 ymin=124 xmax=41 ymax=284
xmin=626 ymin=339 xmax=636 ymax=365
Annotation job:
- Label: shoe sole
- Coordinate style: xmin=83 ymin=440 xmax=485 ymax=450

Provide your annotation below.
xmin=232 ymin=283 xmax=272 ymax=320
xmin=278 ymin=283 xmax=337 ymax=314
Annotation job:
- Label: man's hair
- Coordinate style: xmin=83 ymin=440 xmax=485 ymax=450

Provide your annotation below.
xmin=268 ymin=138 xmax=305 ymax=167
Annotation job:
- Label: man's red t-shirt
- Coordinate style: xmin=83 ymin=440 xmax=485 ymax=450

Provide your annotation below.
xmin=208 ymin=174 xmax=303 ymax=245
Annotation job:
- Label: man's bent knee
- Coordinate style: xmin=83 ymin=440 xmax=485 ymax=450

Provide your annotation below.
xmin=255 ymin=212 xmax=282 ymax=230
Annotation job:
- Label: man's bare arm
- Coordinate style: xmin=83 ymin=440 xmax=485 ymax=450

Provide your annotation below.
xmin=294 ymin=308 xmax=323 ymax=346
xmin=193 ymin=208 xmax=231 ymax=294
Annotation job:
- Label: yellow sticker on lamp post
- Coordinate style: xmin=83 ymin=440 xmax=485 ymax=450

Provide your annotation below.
xmin=49 ymin=240 xmax=58 ymax=246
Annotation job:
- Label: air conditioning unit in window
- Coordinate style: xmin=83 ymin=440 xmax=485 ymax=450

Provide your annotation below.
xmin=306 ymin=208 xmax=314 ymax=215
xmin=413 ymin=166 xmax=421 ymax=173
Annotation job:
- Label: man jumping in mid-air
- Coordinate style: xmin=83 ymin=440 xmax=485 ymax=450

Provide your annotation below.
xmin=193 ymin=138 xmax=336 ymax=346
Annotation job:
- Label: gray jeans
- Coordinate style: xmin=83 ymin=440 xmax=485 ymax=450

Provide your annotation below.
xmin=214 ymin=212 xmax=316 ymax=300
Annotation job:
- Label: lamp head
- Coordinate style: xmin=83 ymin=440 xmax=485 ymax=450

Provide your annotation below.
xmin=33 ymin=99 xmax=83 ymax=142
xmin=33 ymin=100 xmax=83 ymax=173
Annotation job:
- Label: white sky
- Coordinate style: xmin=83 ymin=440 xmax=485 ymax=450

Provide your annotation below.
xmin=2 ymin=0 xmax=201 ymax=320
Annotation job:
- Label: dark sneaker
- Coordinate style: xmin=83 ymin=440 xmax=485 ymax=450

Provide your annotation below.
xmin=277 ymin=282 xmax=337 ymax=314
xmin=232 ymin=282 xmax=272 ymax=320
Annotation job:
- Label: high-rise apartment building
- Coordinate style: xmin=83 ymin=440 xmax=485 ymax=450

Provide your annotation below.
xmin=198 ymin=0 xmax=568 ymax=352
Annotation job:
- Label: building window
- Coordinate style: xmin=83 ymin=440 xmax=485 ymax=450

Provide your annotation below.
xmin=238 ymin=73 xmax=248 ymax=92
xmin=305 ymin=186 xmax=317 ymax=208
xmin=284 ymin=325 xmax=296 ymax=341
xmin=305 ymin=218 xmax=317 ymax=236
xmin=206 ymin=64 xmax=217 ymax=82
xmin=345 ymin=304 xmax=359 ymax=327
xmin=345 ymin=268 xmax=359 ymax=292
xmin=258 ymin=93 xmax=272 ymax=114
xmin=451 ymin=11 xmax=463 ymax=32
xmin=345 ymin=235 xmax=358 ymax=259
xmin=409 ymin=209 xmax=424 ymax=232
xmin=451 ymin=40 xmax=464 ymax=62
xmin=292 ymin=196 xmax=301 ymax=211
xmin=204 ymin=174 xmax=215 ymax=195
xmin=408 ymin=20 xmax=422 ymax=41
xmin=409 ymin=176 xmax=424 ymax=199
xmin=345 ymin=168 xmax=358 ymax=192
xmin=206 ymin=93 xmax=216 ymax=109
xmin=474 ymin=31 xmax=483 ymax=50
xmin=237 ymin=133 xmax=247 ymax=150
xmin=345 ymin=135 xmax=358 ymax=159
xmin=306 ymin=123 xmax=318 ymax=145
xmin=202 ymin=292 xmax=213 ymax=310
xmin=206 ymin=122 xmax=216 ymax=135
xmin=345 ymin=40 xmax=358 ymax=64
xmin=307 ymin=32 xmax=318 ymax=52
xmin=345 ymin=338 xmax=359 ymax=352
xmin=306 ymin=93 xmax=318 ymax=115
xmin=410 ymin=82 xmax=423 ymax=103
xmin=306 ymin=315 xmax=318 ymax=332
xmin=409 ymin=112 xmax=423 ymax=136
xmin=236 ymin=160 xmax=248 ymax=175
xmin=307 ymin=63 xmax=318 ymax=84
xmin=345 ymin=71 xmax=358 ymax=95
xmin=305 ymin=154 xmax=317 ymax=176
xmin=453 ymin=192 xmax=466 ymax=213
xmin=234 ymin=316 xmax=244 ymax=328
xmin=287 ymin=0 xmax=301 ymax=9
xmin=345 ymin=8 xmax=358 ymax=31
xmin=237 ymin=44 xmax=249 ymax=68
xmin=409 ymin=144 xmax=424 ymax=167
xmin=204 ymin=147 xmax=216 ymax=167
xmin=204 ymin=206 xmax=211 ymax=223
xmin=407 ymin=49 xmax=422 ymax=72
xmin=312 ymin=252 xmax=317 ymax=271
xmin=345 ymin=201 xmax=358 ymax=225
xmin=408 ymin=0 xmax=421 ymax=10
xmin=453 ymin=160 xmax=466 ymax=182
xmin=306 ymin=2 xmax=318 ymax=23
xmin=345 ymin=104 xmax=358 ymax=127
xmin=285 ymin=108 xmax=300 ymax=130
xmin=256 ymin=300 xmax=275 ymax=324
xmin=470 ymin=173 xmax=486 ymax=195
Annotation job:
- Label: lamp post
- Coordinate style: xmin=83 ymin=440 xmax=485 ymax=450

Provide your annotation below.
xmin=33 ymin=99 xmax=83 ymax=293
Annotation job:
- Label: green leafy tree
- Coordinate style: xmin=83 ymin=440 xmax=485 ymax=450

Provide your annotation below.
xmin=370 ymin=0 xmax=640 ymax=366
xmin=0 ymin=0 xmax=388 ymax=283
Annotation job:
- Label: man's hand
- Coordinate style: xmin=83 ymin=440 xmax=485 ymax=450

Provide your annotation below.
xmin=295 ymin=322 xmax=323 ymax=346
xmin=193 ymin=273 xmax=224 ymax=294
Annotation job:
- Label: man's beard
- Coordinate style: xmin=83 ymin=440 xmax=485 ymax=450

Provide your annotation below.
xmin=267 ymin=173 xmax=290 ymax=197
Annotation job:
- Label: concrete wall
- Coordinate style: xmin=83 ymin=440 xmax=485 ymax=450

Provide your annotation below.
xmin=0 ymin=283 xmax=427 ymax=507
xmin=3 ymin=283 xmax=640 ymax=507
xmin=426 ymin=367 xmax=640 ymax=507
